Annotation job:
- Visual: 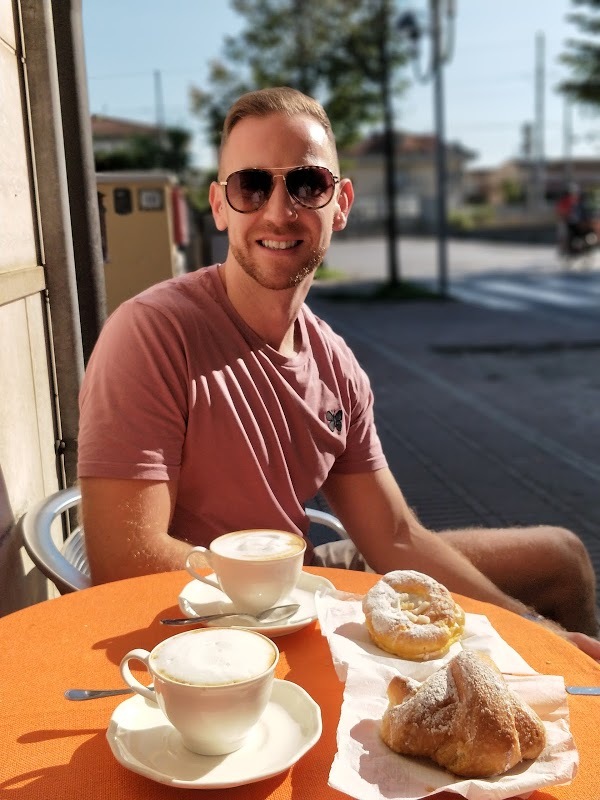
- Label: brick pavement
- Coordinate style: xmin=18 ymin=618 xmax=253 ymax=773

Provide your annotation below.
xmin=307 ymin=281 xmax=600 ymax=612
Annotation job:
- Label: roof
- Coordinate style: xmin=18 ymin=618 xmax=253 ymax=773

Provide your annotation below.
xmin=344 ymin=131 xmax=476 ymax=160
xmin=91 ymin=114 xmax=160 ymax=139
xmin=471 ymin=157 xmax=600 ymax=177
xmin=95 ymin=170 xmax=179 ymax=184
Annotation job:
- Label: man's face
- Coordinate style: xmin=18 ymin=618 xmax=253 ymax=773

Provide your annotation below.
xmin=210 ymin=112 xmax=352 ymax=291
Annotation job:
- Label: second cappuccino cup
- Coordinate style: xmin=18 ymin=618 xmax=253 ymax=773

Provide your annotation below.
xmin=185 ymin=529 xmax=306 ymax=614
xmin=120 ymin=627 xmax=278 ymax=755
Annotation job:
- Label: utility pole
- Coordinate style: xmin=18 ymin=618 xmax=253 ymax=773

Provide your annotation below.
xmin=294 ymin=0 xmax=311 ymax=94
xmin=381 ymin=0 xmax=401 ymax=287
xmin=431 ymin=0 xmax=449 ymax=297
xmin=398 ymin=0 xmax=456 ymax=297
xmin=154 ymin=69 xmax=166 ymax=150
xmin=562 ymin=95 xmax=574 ymax=185
xmin=532 ymin=31 xmax=546 ymax=210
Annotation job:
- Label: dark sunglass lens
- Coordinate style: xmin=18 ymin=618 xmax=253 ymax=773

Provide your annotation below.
xmin=288 ymin=167 xmax=333 ymax=208
xmin=228 ymin=170 xmax=273 ymax=211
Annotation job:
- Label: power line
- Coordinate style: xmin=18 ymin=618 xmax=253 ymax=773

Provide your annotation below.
xmin=88 ymin=67 xmax=205 ymax=81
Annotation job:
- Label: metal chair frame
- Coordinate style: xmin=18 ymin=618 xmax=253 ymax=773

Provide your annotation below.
xmin=18 ymin=486 xmax=347 ymax=594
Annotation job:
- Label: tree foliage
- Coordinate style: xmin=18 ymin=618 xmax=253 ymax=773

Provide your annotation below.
xmin=560 ymin=0 xmax=600 ymax=108
xmin=95 ymin=127 xmax=192 ymax=174
xmin=189 ymin=0 xmax=408 ymax=155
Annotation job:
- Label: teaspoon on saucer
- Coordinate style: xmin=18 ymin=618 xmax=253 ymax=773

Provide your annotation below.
xmin=159 ymin=602 xmax=300 ymax=626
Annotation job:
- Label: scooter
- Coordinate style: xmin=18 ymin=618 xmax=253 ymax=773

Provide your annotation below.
xmin=559 ymin=219 xmax=599 ymax=270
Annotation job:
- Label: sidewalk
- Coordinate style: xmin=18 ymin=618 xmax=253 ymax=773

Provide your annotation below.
xmin=308 ymin=278 xmax=600 ymax=611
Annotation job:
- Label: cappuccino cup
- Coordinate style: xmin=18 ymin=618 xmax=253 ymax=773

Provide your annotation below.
xmin=120 ymin=627 xmax=278 ymax=755
xmin=185 ymin=529 xmax=306 ymax=614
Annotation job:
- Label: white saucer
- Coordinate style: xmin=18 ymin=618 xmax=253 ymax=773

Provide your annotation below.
xmin=178 ymin=570 xmax=335 ymax=637
xmin=106 ymin=679 xmax=322 ymax=789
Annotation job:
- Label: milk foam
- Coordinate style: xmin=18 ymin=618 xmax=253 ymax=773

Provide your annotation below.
xmin=212 ymin=530 xmax=304 ymax=560
xmin=152 ymin=628 xmax=276 ymax=686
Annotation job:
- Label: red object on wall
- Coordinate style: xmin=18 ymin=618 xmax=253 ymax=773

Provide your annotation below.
xmin=171 ymin=186 xmax=189 ymax=246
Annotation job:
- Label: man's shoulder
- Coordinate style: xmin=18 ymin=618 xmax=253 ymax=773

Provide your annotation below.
xmin=134 ymin=266 xmax=217 ymax=308
xmin=303 ymin=302 xmax=334 ymax=338
xmin=302 ymin=303 xmax=359 ymax=365
xmin=112 ymin=267 xmax=220 ymax=329
xmin=100 ymin=267 xmax=222 ymax=345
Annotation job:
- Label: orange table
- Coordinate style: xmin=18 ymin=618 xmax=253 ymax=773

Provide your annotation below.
xmin=1 ymin=567 xmax=599 ymax=800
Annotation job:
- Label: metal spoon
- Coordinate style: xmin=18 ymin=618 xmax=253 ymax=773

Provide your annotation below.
xmin=65 ymin=687 xmax=138 ymax=701
xmin=65 ymin=604 xmax=301 ymax=702
xmin=160 ymin=602 xmax=300 ymax=626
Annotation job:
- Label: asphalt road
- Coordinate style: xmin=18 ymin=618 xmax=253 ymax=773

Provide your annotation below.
xmin=327 ymin=235 xmax=566 ymax=282
xmin=327 ymin=235 xmax=600 ymax=327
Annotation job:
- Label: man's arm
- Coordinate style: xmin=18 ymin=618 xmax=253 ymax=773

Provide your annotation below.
xmin=322 ymin=468 xmax=530 ymax=613
xmin=80 ymin=477 xmax=192 ymax=584
xmin=322 ymin=468 xmax=600 ymax=659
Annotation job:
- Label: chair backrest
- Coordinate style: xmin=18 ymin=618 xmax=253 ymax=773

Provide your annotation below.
xmin=18 ymin=487 xmax=347 ymax=593
xmin=18 ymin=486 xmax=90 ymax=593
xmin=304 ymin=507 xmax=349 ymax=545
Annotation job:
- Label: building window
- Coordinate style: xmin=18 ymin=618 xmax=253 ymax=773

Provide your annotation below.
xmin=138 ymin=188 xmax=164 ymax=211
xmin=113 ymin=187 xmax=132 ymax=215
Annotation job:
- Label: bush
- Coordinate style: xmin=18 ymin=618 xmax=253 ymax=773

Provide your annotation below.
xmin=448 ymin=205 xmax=494 ymax=231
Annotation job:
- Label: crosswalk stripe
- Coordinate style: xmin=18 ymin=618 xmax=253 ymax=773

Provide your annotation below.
xmin=476 ymin=279 xmax=599 ymax=307
xmin=447 ymin=273 xmax=600 ymax=313
xmin=448 ymin=285 xmax=528 ymax=311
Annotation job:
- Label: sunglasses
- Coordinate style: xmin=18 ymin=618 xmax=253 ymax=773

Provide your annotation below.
xmin=218 ymin=166 xmax=340 ymax=214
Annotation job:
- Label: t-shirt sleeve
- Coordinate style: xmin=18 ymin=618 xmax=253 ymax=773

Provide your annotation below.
xmin=77 ymin=299 xmax=189 ymax=481
xmin=329 ymin=344 xmax=388 ymax=475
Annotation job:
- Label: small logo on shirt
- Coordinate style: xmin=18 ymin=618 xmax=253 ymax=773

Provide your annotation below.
xmin=326 ymin=410 xmax=343 ymax=433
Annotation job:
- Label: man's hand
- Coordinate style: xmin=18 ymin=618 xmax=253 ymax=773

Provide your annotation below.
xmin=563 ymin=630 xmax=600 ymax=662
xmin=533 ymin=615 xmax=600 ymax=662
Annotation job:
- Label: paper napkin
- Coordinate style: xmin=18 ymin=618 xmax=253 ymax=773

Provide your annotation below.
xmin=315 ymin=588 xmax=578 ymax=800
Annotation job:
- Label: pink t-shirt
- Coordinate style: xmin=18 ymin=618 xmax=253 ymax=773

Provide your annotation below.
xmin=78 ymin=265 xmax=387 ymax=553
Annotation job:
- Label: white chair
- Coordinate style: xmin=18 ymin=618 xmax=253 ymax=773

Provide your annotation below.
xmin=18 ymin=486 xmax=348 ymax=594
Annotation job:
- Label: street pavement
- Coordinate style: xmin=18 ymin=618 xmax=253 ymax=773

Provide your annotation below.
xmin=309 ymin=236 xmax=600 ymax=612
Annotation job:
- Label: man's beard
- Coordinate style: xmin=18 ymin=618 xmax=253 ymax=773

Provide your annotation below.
xmin=231 ymin=241 xmax=326 ymax=290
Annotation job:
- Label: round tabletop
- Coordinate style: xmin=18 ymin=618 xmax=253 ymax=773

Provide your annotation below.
xmin=1 ymin=567 xmax=598 ymax=799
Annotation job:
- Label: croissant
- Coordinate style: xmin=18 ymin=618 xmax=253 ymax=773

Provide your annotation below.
xmin=380 ymin=650 xmax=547 ymax=778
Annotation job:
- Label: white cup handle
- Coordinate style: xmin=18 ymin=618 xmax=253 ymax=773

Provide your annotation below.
xmin=120 ymin=649 xmax=156 ymax=702
xmin=185 ymin=546 xmax=221 ymax=590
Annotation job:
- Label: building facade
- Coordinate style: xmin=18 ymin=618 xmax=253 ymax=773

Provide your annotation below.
xmin=341 ymin=130 xmax=476 ymax=234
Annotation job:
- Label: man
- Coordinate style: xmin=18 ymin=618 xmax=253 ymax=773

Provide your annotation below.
xmin=556 ymin=182 xmax=597 ymax=260
xmin=78 ymin=87 xmax=599 ymax=657
xmin=556 ymin=183 xmax=584 ymax=256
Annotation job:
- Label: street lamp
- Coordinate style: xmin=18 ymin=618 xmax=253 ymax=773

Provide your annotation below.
xmin=398 ymin=1 xmax=456 ymax=297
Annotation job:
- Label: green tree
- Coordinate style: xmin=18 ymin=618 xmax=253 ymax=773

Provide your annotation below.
xmin=95 ymin=126 xmax=192 ymax=174
xmin=500 ymin=178 xmax=526 ymax=206
xmin=560 ymin=0 xmax=600 ymax=107
xmin=189 ymin=0 xmax=408 ymax=284
xmin=190 ymin=0 xmax=406 ymax=149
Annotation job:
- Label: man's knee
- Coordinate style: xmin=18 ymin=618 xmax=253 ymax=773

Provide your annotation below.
xmin=543 ymin=526 xmax=595 ymax=586
xmin=532 ymin=525 xmax=598 ymax=635
xmin=442 ymin=523 xmax=597 ymax=634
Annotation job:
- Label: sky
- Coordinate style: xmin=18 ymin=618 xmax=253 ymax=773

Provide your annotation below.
xmin=82 ymin=0 xmax=599 ymax=171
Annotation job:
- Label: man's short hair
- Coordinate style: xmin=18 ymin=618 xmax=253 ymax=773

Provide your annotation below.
xmin=220 ymin=86 xmax=337 ymax=161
